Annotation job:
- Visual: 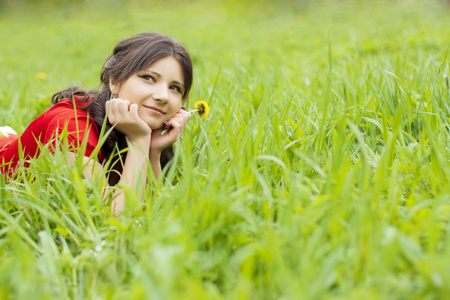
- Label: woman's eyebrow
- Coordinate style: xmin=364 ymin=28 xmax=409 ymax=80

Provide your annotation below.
xmin=173 ymin=80 xmax=184 ymax=87
xmin=148 ymin=70 xmax=161 ymax=78
xmin=147 ymin=70 xmax=184 ymax=86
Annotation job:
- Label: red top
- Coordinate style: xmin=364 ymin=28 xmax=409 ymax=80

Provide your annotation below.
xmin=0 ymin=99 xmax=102 ymax=174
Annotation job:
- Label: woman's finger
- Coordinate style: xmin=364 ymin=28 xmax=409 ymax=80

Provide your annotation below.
xmin=166 ymin=111 xmax=190 ymax=128
xmin=116 ymin=100 xmax=131 ymax=118
xmin=108 ymin=99 xmax=133 ymax=124
xmin=129 ymin=103 xmax=139 ymax=117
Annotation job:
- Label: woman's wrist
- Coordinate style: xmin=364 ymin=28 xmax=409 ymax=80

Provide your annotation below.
xmin=149 ymin=149 xmax=162 ymax=161
xmin=128 ymin=134 xmax=152 ymax=148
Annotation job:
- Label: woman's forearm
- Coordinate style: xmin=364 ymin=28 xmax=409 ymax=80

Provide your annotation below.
xmin=110 ymin=136 xmax=151 ymax=213
xmin=149 ymin=150 xmax=162 ymax=181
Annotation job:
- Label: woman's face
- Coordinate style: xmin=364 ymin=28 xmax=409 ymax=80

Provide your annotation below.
xmin=112 ymin=56 xmax=185 ymax=130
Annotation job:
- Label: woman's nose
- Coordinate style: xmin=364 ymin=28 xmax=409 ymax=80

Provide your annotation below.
xmin=154 ymin=83 xmax=169 ymax=102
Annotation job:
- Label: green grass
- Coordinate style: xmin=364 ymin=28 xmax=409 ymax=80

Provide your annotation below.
xmin=1 ymin=0 xmax=450 ymax=299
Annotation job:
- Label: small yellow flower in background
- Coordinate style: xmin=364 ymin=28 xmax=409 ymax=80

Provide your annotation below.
xmin=193 ymin=101 xmax=210 ymax=119
xmin=37 ymin=72 xmax=47 ymax=80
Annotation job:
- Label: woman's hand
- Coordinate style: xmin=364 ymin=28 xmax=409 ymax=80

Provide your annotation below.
xmin=106 ymin=99 xmax=151 ymax=141
xmin=150 ymin=108 xmax=191 ymax=153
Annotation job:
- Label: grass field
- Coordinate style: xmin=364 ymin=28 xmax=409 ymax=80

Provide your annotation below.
xmin=1 ymin=0 xmax=450 ymax=299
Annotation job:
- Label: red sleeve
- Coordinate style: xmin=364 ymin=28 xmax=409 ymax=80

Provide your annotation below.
xmin=44 ymin=112 xmax=100 ymax=158
xmin=1 ymin=100 xmax=101 ymax=175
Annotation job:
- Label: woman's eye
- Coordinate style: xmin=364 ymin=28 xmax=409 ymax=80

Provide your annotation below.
xmin=170 ymin=85 xmax=183 ymax=93
xmin=139 ymin=75 xmax=154 ymax=82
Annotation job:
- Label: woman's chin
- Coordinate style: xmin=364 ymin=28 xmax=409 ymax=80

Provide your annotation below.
xmin=149 ymin=123 xmax=165 ymax=131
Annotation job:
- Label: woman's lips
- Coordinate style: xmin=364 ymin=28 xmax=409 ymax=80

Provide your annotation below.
xmin=143 ymin=105 xmax=165 ymax=115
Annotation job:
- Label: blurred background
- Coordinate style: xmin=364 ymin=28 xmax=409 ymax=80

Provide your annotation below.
xmin=1 ymin=0 xmax=449 ymax=128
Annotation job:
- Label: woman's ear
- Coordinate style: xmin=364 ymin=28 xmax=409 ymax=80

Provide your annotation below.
xmin=109 ymin=78 xmax=119 ymax=97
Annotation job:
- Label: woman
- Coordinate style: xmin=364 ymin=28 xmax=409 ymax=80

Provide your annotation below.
xmin=0 ymin=32 xmax=193 ymax=213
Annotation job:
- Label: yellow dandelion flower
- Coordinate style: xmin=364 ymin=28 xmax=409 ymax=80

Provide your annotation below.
xmin=193 ymin=101 xmax=209 ymax=119
xmin=37 ymin=72 xmax=47 ymax=80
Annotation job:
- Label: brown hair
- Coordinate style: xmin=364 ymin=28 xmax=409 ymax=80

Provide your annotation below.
xmin=51 ymin=32 xmax=193 ymax=184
